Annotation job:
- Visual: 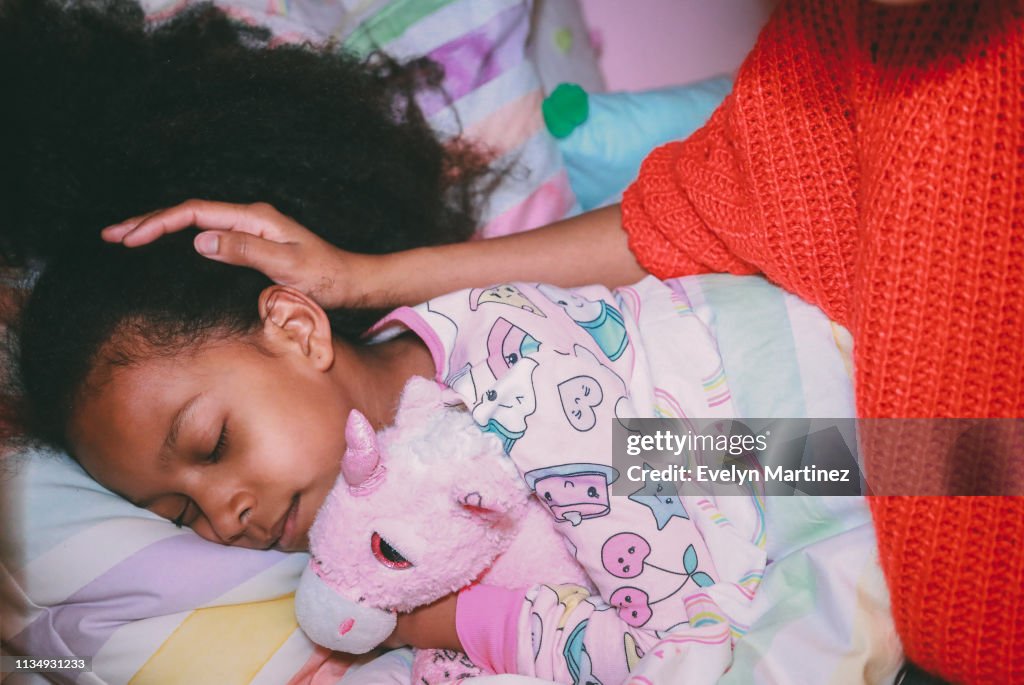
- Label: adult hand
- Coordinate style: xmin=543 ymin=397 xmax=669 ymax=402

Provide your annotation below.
xmin=105 ymin=200 xmax=642 ymax=310
xmin=101 ymin=200 xmax=370 ymax=310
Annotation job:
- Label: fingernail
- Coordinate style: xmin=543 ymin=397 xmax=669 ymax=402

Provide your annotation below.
xmin=195 ymin=233 xmax=219 ymax=255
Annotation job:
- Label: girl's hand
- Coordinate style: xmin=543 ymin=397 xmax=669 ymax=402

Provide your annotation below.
xmin=384 ymin=592 xmax=461 ymax=651
xmin=101 ymin=200 xmax=372 ymax=310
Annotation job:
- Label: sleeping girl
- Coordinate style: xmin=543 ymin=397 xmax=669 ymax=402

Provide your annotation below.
xmin=7 ymin=191 xmax=856 ymax=684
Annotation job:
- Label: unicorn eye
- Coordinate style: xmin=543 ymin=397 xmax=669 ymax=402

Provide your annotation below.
xmin=371 ymin=532 xmax=412 ymax=570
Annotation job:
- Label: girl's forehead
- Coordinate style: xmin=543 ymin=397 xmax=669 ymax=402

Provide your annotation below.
xmin=74 ymin=340 xmax=260 ymax=436
xmin=88 ymin=333 xmax=264 ymax=387
xmin=69 ymin=342 xmax=272 ymax=486
xmin=73 ymin=353 xmax=197 ymax=438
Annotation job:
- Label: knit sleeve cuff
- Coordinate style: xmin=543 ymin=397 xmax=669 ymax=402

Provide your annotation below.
xmin=621 ymin=141 xmax=706 ymax=280
xmin=622 ymin=127 xmax=759 ymax=280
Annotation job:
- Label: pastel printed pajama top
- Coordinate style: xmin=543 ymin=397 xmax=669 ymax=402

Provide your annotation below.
xmin=372 ymin=278 xmax=769 ymax=684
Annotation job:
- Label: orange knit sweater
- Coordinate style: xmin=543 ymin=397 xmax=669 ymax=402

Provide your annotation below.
xmin=621 ymin=0 xmax=1023 ymax=682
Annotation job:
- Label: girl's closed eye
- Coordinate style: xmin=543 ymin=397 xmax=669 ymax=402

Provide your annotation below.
xmin=171 ymin=423 xmax=229 ymax=528
xmin=207 ymin=422 xmax=229 ymax=464
xmin=172 ymin=498 xmax=194 ymax=529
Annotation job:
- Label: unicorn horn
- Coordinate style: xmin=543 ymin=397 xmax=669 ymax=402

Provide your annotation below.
xmin=342 ymin=409 xmax=380 ymax=486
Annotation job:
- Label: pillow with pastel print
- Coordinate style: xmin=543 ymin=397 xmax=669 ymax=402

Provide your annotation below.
xmin=141 ymin=0 xmax=584 ymax=238
xmin=0 ymin=447 xmax=320 ymax=685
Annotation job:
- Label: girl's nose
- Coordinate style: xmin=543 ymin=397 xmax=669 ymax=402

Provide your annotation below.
xmin=203 ymin=488 xmax=257 ymax=545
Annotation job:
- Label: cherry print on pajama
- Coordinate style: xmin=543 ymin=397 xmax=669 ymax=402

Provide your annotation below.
xmin=609 ymin=587 xmax=653 ymax=627
xmin=601 ymin=532 xmax=651 ymax=578
xmin=603 ymin=532 xmax=717 ymax=628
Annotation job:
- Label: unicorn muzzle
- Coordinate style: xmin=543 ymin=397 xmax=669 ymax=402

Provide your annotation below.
xmin=294 ymin=563 xmax=396 ymax=654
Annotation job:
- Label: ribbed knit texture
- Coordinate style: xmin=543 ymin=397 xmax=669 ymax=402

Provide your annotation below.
xmin=621 ymin=1 xmax=1023 ymax=682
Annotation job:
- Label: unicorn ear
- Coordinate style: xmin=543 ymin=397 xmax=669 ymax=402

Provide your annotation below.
xmin=342 ymin=409 xmax=380 ymax=486
xmin=452 ymin=445 xmax=529 ymax=523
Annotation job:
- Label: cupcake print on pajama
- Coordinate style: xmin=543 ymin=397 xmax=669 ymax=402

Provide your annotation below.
xmin=524 ymin=463 xmax=620 ymax=526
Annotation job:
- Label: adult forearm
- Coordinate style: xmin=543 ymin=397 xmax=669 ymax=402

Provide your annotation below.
xmin=365 ymin=205 xmax=647 ymax=308
xmin=102 ymin=200 xmax=647 ymax=312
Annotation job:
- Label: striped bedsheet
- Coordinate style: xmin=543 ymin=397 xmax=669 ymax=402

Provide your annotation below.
xmin=333 ymin=0 xmax=581 ymax=237
xmin=1 ymin=449 xmax=314 ymax=684
xmin=677 ymin=275 xmax=903 ymax=684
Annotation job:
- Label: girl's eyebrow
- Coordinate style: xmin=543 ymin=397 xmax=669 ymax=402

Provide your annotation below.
xmin=161 ymin=393 xmax=204 ymax=466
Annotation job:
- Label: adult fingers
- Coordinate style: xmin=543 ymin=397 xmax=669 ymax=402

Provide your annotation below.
xmin=122 ymin=200 xmax=250 ymax=247
xmin=104 ymin=200 xmax=290 ymax=247
xmin=101 ymin=209 xmax=160 ymax=242
xmin=193 ymin=230 xmax=297 ymax=281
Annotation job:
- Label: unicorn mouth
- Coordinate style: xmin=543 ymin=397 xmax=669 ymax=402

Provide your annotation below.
xmin=371 ymin=532 xmax=412 ymax=570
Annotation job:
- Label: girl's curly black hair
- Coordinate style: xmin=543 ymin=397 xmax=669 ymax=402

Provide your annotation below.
xmin=0 ymin=0 xmax=497 ymax=449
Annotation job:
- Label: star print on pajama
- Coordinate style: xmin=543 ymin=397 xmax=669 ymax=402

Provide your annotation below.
xmin=628 ymin=467 xmax=690 ymax=530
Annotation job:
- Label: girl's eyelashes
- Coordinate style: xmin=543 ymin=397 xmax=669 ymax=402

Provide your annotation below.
xmin=170 ymin=423 xmax=227 ymax=529
xmin=172 ymin=499 xmax=192 ymax=529
xmin=207 ymin=422 xmax=229 ymax=464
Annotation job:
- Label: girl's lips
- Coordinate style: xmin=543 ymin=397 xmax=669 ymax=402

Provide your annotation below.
xmin=273 ymin=495 xmax=300 ymax=551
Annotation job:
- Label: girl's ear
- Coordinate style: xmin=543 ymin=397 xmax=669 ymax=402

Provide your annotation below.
xmin=258 ymin=285 xmax=335 ymax=371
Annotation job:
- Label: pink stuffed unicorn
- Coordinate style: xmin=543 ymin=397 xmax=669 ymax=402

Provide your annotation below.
xmin=294 ymin=376 xmax=588 ymax=682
